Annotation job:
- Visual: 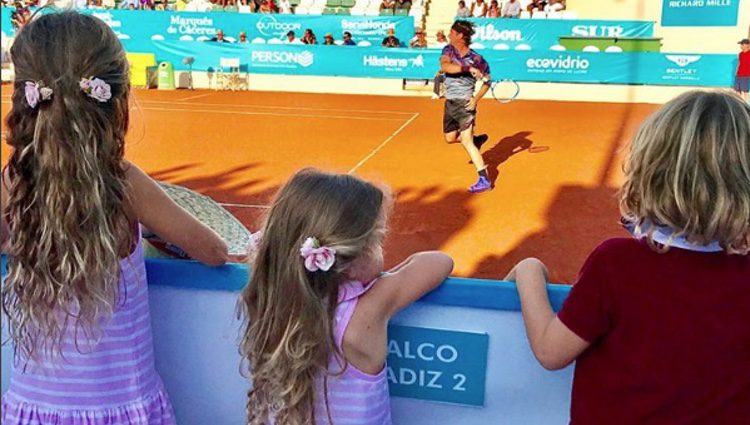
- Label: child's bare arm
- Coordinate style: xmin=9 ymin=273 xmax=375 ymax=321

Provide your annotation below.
xmin=508 ymin=258 xmax=590 ymax=370
xmin=125 ymin=163 xmax=229 ymax=266
xmin=370 ymin=251 xmax=454 ymax=319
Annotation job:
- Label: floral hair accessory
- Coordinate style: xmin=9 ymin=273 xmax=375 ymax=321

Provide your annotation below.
xmin=79 ymin=77 xmax=112 ymax=102
xmin=300 ymin=237 xmax=336 ymax=272
xmin=24 ymin=81 xmax=53 ymax=108
xmin=249 ymin=230 xmax=263 ymax=250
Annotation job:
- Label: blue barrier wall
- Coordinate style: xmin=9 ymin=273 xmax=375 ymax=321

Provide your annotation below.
xmin=0 ymin=9 xmax=737 ymax=87
xmin=0 ymin=8 xmax=415 ymax=45
xmin=1 ymin=7 xmax=13 ymax=37
xmin=467 ymin=18 xmax=655 ymax=49
xmin=137 ymin=40 xmax=736 ymax=87
xmin=1 ymin=256 xmax=575 ymax=425
xmin=1 ymin=8 xmax=653 ymax=50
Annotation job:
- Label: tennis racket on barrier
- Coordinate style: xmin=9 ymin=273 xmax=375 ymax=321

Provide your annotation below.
xmin=484 ymin=77 xmax=521 ymax=103
xmin=143 ymin=182 xmax=253 ymax=259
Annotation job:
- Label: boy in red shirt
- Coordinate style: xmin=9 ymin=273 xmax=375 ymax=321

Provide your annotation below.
xmin=507 ymin=91 xmax=750 ymax=425
xmin=736 ymin=38 xmax=750 ymax=102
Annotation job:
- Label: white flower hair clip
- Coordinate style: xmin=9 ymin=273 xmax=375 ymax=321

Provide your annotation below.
xmin=300 ymin=237 xmax=336 ymax=272
xmin=24 ymin=81 xmax=53 ymax=108
xmin=79 ymin=77 xmax=112 ymax=103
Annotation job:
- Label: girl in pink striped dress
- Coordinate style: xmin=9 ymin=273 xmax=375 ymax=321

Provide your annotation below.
xmin=238 ymin=169 xmax=454 ymax=425
xmin=1 ymin=11 xmax=230 ymax=425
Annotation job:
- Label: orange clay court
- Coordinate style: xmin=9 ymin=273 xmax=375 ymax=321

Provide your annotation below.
xmin=0 ymin=88 xmax=660 ymax=283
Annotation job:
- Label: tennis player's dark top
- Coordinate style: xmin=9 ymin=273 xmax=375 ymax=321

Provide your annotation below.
xmin=441 ymin=45 xmax=491 ymax=100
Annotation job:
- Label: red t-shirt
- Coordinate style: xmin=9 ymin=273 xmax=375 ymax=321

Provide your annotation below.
xmin=558 ymin=238 xmax=750 ymax=425
xmin=738 ymin=51 xmax=750 ymax=77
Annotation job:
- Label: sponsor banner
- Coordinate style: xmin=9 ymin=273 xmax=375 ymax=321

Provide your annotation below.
xmin=142 ymin=40 xmax=431 ymax=78
xmin=0 ymin=9 xmax=413 ymax=43
xmin=467 ymin=18 xmax=654 ymax=50
xmin=83 ymin=10 xmax=414 ymax=46
xmin=387 ymin=325 xmax=489 ymax=406
xmin=661 ymin=0 xmax=740 ymax=26
xmin=1 ymin=7 xmax=15 ymax=37
xmin=139 ymin=40 xmax=736 ymax=87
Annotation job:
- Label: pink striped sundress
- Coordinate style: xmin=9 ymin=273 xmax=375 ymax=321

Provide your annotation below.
xmin=1 ymin=233 xmax=176 ymax=425
xmin=313 ymin=279 xmax=392 ymax=425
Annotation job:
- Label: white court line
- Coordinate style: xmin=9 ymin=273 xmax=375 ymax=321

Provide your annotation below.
xmin=127 ymin=99 xmax=416 ymax=116
xmin=3 ymin=97 xmax=418 ymax=117
xmin=136 ymin=106 xmax=405 ymax=121
xmin=348 ymin=112 xmax=419 ymax=174
xmin=2 ymin=97 xmax=407 ymax=119
xmin=177 ymin=92 xmax=213 ymax=102
xmin=220 ymin=202 xmax=271 ymax=209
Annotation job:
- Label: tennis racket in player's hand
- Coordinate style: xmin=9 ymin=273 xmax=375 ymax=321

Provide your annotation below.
xmin=481 ymin=75 xmax=521 ymax=104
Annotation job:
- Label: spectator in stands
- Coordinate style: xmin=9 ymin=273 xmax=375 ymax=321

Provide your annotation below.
xmin=736 ymin=38 xmax=750 ymax=102
xmin=208 ymin=29 xmax=231 ymax=43
xmin=456 ymin=0 xmax=469 ymax=17
xmin=381 ymin=28 xmax=401 ymax=48
xmin=102 ymin=0 xmax=115 ymax=7
xmin=9 ymin=2 xmax=30 ymax=29
xmin=409 ymin=27 xmax=427 ymax=48
xmin=433 ymin=30 xmax=448 ymax=48
xmin=258 ymin=0 xmax=276 ymax=13
xmin=342 ymin=31 xmax=356 ymax=46
xmin=470 ymin=0 xmax=487 ymax=17
xmin=379 ymin=0 xmax=394 ymax=12
xmin=285 ymin=30 xmax=303 ymax=44
xmin=526 ymin=0 xmax=546 ymax=15
xmin=323 ymin=33 xmax=335 ymax=45
xmin=487 ymin=0 xmax=500 ymax=17
xmin=277 ymin=0 xmax=293 ymax=13
xmin=396 ymin=0 xmax=411 ymax=10
xmin=544 ymin=0 xmax=565 ymax=12
xmin=238 ymin=31 xmax=249 ymax=43
xmin=507 ymin=90 xmax=750 ymax=425
xmin=502 ymin=0 xmax=521 ymax=18
xmin=302 ymin=29 xmax=318 ymax=45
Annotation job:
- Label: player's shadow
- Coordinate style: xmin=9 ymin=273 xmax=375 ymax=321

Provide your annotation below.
xmin=384 ymin=185 xmax=475 ymax=269
xmin=149 ymin=162 xmax=270 ymax=203
xmin=469 ymin=184 xmax=628 ymax=283
xmin=482 ymin=131 xmax=534 ymax=185
xmin=144 ymin=165 xmax=476 ymax=268
xmin=147 ymin=163 xmax=282 ymax=230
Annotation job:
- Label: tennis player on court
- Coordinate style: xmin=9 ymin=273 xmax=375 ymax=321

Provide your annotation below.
xmin=440 ymin=20 xmax=492 ymax=193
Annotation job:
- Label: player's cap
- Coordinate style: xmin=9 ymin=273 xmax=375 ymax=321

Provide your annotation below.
xmin=739 ymin=38 xmax=750 ymax=45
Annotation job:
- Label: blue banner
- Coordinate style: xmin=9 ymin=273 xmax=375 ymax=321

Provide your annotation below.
xmin=1 ymin=7 xmax=13 ymax=37
xmin=0 ymin=8 xmax=413 ymax=44
xmin=661 ymin=0 xmax=740 ymax=26
xmin=89 ymin=10 xmax=413 ymax=47
xmin=137 ymin=40 xmax=736 ymax=87
xmin=467 ymin=18 xmax=655 ymax=50
xmin=387 ymin=325 xmax=489 ymax=406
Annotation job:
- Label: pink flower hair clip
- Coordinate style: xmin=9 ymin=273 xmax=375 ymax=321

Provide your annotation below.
xmin=24 ymin=81 xmax=53 ymax=108
xmin=300 ymin=237 xmax=336 ymax=272
xmin=79 ymin=77 xmax=112 ymax=103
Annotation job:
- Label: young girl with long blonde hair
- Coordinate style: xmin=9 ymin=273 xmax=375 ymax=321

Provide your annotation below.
xmin=1 ymin=11 xmax=230 ymax=425
xmin=239 ymin=169 xmax=453 ymax=425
